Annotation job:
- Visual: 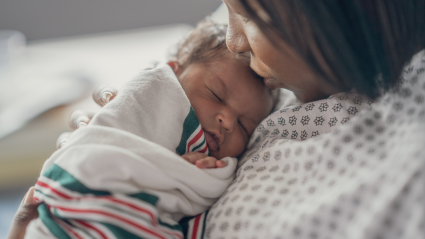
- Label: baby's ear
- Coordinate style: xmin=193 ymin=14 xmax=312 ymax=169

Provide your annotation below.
xmin=167 ymin=61 xmax=182 ymax=75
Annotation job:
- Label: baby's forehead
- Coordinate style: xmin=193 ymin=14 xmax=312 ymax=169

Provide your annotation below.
xmin=202 ymin=56 xmax=270 ymax=95
xmin=208 ymin=59 xmax=274 ymax=113
xmin=201 ymin=53 xmax=251 ymax=76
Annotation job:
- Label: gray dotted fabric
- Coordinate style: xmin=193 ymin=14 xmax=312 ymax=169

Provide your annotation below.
xmin=205 ymin=51 xmax=425 ymax=239
xmin=241 ymin=90 xmax=372 ymax=167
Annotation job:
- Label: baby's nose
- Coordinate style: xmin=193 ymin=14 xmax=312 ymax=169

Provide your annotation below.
xmin=217 ymin=109 xmax=237 ymax=133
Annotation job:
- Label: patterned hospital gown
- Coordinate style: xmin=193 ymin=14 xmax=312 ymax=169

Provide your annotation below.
xmin=204 ymin=51 xmax=425 ymax=239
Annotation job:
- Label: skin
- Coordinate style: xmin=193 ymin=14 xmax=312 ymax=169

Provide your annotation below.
xmin=11 ymin=1 xmax=340 ymax=234
xmin=171 ymin=52 xmax=274 ymax=168
xmin=222 ymin=0 xmax=341 ymax=103
xmin=7 ymin=187 xmax=39 ymax=239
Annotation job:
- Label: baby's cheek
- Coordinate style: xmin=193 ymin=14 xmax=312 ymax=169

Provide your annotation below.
xmin=224 ymin=131 xmax=248 ymax=158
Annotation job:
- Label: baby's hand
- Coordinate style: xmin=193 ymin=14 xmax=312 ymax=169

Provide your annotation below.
xmin=181 ymin=152 xmax=227 ymax=169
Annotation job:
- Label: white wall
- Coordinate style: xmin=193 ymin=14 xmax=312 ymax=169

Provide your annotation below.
xmin=0 ymin=0 xmax=222 ymax=41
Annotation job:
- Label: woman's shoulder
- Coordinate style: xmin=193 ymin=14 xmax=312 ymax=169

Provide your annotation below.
xmin=240 ymin=50 xmax=425 ymax=167
xmin=240 ymin=90 xmax=371 ymax=166
xmin=207 ymin=51 xmax=425 ymax=239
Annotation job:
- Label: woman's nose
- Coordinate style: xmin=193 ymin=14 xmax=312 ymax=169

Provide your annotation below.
xmin=226 ymin=21 xmax=251 ymax=54
xmin=217 ymin=108 xmax=237 ymax=133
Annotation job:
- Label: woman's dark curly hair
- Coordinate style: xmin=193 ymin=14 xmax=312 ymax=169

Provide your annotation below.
xmin=240 ymin=0 xmax=425 ymax=99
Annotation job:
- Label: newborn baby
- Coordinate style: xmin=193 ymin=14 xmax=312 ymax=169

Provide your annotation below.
xmin=170 ymin=22 xmax=274 ymax=168
xmin=26 ymin=20 xmax=275 ymax=239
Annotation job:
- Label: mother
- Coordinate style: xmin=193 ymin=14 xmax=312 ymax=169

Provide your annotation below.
xmin=9 ymin=0 xmax=425 ymax=238
xmin=205 ymin=0 xmax=425 ymax=238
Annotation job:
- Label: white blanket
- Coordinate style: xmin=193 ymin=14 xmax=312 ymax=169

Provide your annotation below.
xmin=26 ymin=64 xmax=237 ymax=239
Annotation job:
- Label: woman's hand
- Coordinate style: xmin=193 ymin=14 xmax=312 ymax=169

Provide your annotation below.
xmin=7 ymin=187 xmax=39 ymax=239
xmin=181 ymin=152 xmax=227 ymax=169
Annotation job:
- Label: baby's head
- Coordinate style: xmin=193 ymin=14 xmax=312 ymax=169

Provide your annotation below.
xmin=169 ymin=19 xmax=275 ymax=159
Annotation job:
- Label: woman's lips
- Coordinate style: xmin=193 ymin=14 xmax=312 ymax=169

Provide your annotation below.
xmin=250 ymin=64 xmax=282 ymax=90
xmin=203 ymin=130 xmax=219 ymax=151
xmin=263 ymin=77 xmax=282 ymax=90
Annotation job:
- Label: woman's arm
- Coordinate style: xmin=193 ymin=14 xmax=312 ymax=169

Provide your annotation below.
xmin=7 ymin=187 xmax=39 ymax=239
xmin=6 ymin=87 xmax=114 ymax=238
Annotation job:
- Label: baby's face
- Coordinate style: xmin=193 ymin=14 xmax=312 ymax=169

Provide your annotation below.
xmin=177 ymin=55 xmax=274 ymax=159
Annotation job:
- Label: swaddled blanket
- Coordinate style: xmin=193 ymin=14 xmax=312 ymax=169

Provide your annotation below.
xmin=26 ymin=64 xmax=237 ymax=239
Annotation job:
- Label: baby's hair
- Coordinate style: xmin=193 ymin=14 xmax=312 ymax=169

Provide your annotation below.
xmin=170 ymin=18 xmax=279 ymax=111
xmin=169 ymin=18 xmax=250 ymax=73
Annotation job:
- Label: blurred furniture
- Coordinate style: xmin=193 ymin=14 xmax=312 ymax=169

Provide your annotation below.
xmin=0 ymin=24 xmax=193 ymax=191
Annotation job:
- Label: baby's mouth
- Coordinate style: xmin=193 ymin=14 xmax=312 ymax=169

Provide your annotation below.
xmin=203 ymin=130 xmax=219 ymax=151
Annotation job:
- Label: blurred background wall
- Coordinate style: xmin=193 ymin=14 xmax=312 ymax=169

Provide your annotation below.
xmin=0 ymin=0 xmax=222 ymax=40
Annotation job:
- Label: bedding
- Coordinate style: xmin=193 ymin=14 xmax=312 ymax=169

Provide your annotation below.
xmin=25 ymin=64 xmax=237 ymax=239
xmin=203 ymin=51 xmax=425 ymax=239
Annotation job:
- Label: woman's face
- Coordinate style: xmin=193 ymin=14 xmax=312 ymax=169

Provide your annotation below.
xmin=222 ymin=0 xmax=339 ymax=103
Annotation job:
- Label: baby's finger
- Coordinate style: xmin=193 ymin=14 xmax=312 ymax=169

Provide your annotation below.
xmin=195 ymin=157 xmax=218 ymax=169
xmin=181 ymin=152 xmax=207 ymax=164
xmin=93 ymin=86 xmax=117 ymax=107
xmin=69 ymin=110 xmax=94 ymax=130
xmin=215 ymin=160 xmax=227 ymax=168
